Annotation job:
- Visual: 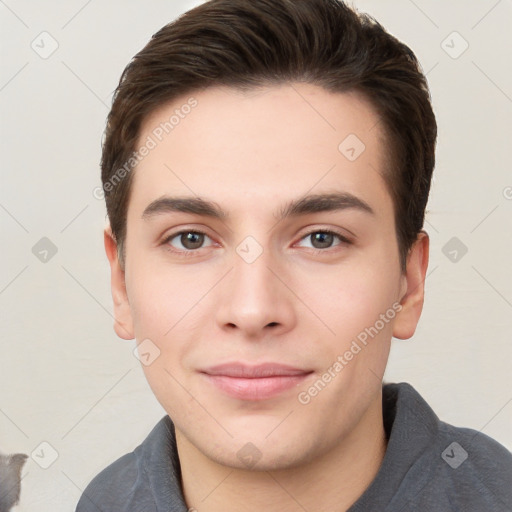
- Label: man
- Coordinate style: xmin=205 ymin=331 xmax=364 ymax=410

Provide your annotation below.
xmin=76 ymin=0 xmax=512 ymax=510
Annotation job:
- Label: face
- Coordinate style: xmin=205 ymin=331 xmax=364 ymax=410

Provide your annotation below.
xmin=106 ymin=83 xmax=428 ymax=470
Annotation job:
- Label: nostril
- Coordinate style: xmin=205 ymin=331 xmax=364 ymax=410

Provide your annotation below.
xmin=266 ymin=322 xmax=279 ymax=328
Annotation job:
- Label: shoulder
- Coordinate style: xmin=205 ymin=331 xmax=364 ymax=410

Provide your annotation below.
xmin=75 ymin=416 xmax=176 ymax=512
xmin=397 ymin=383 xmax=512 ymax=510
xmin=75 ymin=446 xmax=155 ymax=512
xmin=76 ymin=452 xmax=139 ymax=512
xmin=413 ymin=423 xmax=512 ymax=511
xmin=434 ymin=420 xmax=512 ymax=496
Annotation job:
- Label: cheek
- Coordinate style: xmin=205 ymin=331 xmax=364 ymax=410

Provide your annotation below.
xmin=299 ymin=256 xmax=400 ymax=337
xmin=126 ymin=260 xmax=213 ymax=341
xmin=127 ymin=267 xmax=200 ymax=415
xmin=126 ymin=261 xmax=221 ymax=406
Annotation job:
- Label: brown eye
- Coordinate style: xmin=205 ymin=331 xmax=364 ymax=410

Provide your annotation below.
xmin=310 ymin=232 xmax=335 ymax=249
xmin=167 ymin=231 xmax=212 ymax=251
xmin=296 ymin=230 xmax=351 ymax=250
xmin=181 ymin=232 xmax=204 ymax=249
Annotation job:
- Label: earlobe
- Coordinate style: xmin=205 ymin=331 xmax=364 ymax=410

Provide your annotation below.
xmin=104 ymin=226 xmax=134 ymax=340
xmin=392 ymin=231 xmax=430 ymax=340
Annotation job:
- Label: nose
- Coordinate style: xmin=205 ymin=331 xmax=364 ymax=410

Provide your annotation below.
xmin=215 ymin=247 xmax=297 ymax=339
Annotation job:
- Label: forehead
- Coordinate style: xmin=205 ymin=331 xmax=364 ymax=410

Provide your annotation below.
xmin=130 ymin=84 xmax=391 ymax=219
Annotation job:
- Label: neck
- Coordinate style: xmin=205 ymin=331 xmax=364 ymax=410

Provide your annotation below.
xmin=177 ymin=392 xmax=386 ymax=512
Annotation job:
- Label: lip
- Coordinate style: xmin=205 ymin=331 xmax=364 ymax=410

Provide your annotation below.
xmin=200 ymin=363 xmax=313 ymax=401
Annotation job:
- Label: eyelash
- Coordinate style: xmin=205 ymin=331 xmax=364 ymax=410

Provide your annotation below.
xmin=162 ymin=228 xmax=352 ymax=257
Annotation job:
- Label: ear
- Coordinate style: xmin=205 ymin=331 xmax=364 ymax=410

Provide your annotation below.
xmin=104 ymin=226 xmax=134 ymax=340
xmin=393 ymin=230 xmax=430 ymax=340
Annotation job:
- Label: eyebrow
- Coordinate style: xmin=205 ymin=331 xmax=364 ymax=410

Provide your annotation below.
xmin=141 ymin=192 xmax=375 ymax=221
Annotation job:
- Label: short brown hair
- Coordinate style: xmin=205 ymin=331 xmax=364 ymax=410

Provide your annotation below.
xmin=101 ymin=0 xmax=437 ymax=271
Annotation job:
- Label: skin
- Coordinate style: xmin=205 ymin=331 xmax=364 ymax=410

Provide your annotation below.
xmin=105 ymin=83 xmax=429 ymax=511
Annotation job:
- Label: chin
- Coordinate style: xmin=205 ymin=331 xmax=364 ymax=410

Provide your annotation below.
xmin=191 ymin=421 xmax=321 ymax=472
xmin=209 ymin=441 xmax=310 ymax=472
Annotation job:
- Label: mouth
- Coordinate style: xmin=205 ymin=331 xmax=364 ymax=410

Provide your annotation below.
xmin=200 ymin=363 xmax=314 ymax=401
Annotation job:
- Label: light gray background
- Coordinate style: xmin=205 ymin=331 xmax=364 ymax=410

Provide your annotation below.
xmin=1 ymin=0 xmax=511 ymax=509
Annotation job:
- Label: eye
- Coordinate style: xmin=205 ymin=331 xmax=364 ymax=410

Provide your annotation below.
xmin=296 ymin=230 xmax=351 ymax=250
xmin=165 ymin=230 xmax=214 ymax=251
